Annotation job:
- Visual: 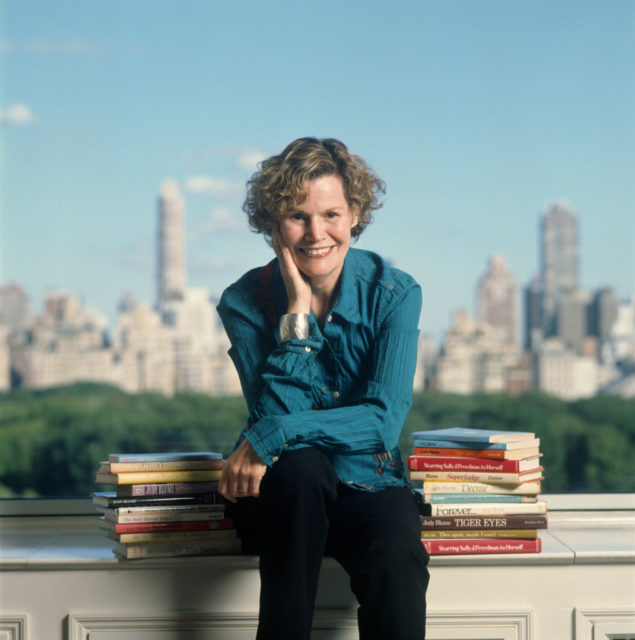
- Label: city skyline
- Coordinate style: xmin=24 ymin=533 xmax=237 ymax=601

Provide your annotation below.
xmin=2 ymin=1 xmax=634 ymax=340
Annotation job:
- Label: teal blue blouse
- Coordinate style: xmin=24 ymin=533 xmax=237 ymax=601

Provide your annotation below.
xmin=217 ymin=248 xmax=421 ymax=491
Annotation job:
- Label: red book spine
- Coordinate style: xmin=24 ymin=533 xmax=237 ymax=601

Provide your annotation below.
xmin=421 ymin=537 xmax=542 ymax=555
xmin=112 ymin=517 xmax=234 ymax=534
xmin=408 ymin=455 xmax=532 ymax=473
xmin=413 ymin=447 xmax=506 ymax=460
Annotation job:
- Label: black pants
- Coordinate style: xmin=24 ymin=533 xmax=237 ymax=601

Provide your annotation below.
xmin=228 ymin=447 xmax=430 ymax=640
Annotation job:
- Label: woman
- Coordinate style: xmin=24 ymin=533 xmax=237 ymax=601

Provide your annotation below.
xmin=217 ymin=137 xmax=429 ymax=640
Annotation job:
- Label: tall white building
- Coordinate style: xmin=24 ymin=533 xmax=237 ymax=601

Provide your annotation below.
xmin=157 ymin=180 xmax=186 ymax=308
xmin=476 ymin=255 xmax=518 ymax=349
xmin=533 ymin=338 xmax=599 ymax=400
xmin=540 ymin=201 xmax=579 ymax=337
xmin=435 ymin=310 xmax=520 ymax=394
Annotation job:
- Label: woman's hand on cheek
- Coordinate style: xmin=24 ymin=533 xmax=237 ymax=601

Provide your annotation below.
xmin=272 ymin=227 xmax=312 ymax=314
xmin=218 ymin=438 xmax=268 ymax=503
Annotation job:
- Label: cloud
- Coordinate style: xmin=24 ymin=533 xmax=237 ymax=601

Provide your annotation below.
xmin=238 ymin=148 xmax=267 ymax=170
xmin=0 ymin=103 xmax=35 ymax=125
xmin=183 ymin=176 xmax=243 ymax=198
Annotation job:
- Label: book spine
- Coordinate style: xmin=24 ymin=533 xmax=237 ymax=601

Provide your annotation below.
xmin=108 ymin=460 xmax=225 ymax=472
xmin=413 ymin=447 xmax=507 ymax=460
xmin=106 ymin=518 xmax=234 ymax=533
xmin=423 ymin=493 xmax=535 ymax=503
xmin=421 ymin=537 xmax=542 ymax=555
xmin=410 ymin=470 xmax=542 ymax=484
xmin=422 ymin=480 xmax=541 ymax=495
xmin=110 ymin=503 xmax=224 ymax=515
xmin=118 ymin=482 xmax=219 ymax=497
xmin=428 ymin=502 xmax=547 ymax=517
xmin=421 ymin=529 xmax=538 ymax=539
xmin=106 ymin=512 xmax=225 ymax=524
xmin=114 ymin=529 xmax=238 ymax=544
xmin=96 ymin=469 xmax=222 ymax=484
xmin=114 ymin=538 xmax=241 ymax=559
xmin=420 ymin=514 xmax=548 ymax=529
xmin=409 ymin=455 xmax=525 ymax=472
xmin=93 ymin=493 xmax=220 ymax=509
xmin=109 ymin=452 xmax=222 ymax=463
xmin=412 ymin=439 xmax=507 ymax=450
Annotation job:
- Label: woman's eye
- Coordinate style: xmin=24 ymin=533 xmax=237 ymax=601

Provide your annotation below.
xmin=326 ymin=211 xmax=338 ymax=219
xmin=290 ymin=213 xmax=305 ymax=222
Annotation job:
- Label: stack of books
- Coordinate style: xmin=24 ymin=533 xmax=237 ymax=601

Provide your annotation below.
xmin=92 ymin=451 xmax=240 ymax=559
xmin=409 ymin=427 xmax=547 ymax=556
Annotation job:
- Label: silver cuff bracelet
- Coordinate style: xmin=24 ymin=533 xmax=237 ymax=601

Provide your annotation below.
xmin=279 ymin=313 xmax=310 ymax=341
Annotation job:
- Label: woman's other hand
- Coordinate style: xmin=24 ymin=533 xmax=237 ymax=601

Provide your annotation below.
xmin=219 ymin=437 xmax=268 ymax=502
xmin=272 ymin=227 xmax=312 ymax=314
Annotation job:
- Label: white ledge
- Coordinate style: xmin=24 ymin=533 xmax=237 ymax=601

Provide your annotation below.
xmin=1 ymin=506 xmax=634 ymax=571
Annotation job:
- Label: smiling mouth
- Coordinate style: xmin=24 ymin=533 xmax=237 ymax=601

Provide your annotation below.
xmin=299 ymin=247 xmax=333 ymax=257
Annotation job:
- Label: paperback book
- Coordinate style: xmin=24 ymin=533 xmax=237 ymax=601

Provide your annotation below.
xmin=409 ymin=468 xmax=543 ymax=484
xmin=112 ymin=537 xmax=241 ymax=559
xmin=426 ymin=501 xmax=547 ymax=517
xmin=115 ymin=481 xmax=219 ymax=497
xmin=421 ymin=529 xmax=538 ymax=539
xmin=98 ymin=516 xmax=235 ymax=535
xmin=91 ymin=491 xmax=220 ymax=509
xmin=422 ymin=480 xmax=541 ymax=495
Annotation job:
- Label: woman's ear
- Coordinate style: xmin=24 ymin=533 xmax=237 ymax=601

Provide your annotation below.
xmin=350 ymin=207 xmax=360 ymax=229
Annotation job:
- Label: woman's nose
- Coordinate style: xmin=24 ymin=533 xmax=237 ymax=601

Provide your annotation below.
xmin=305 ymin=216 xmax=325 ymax=241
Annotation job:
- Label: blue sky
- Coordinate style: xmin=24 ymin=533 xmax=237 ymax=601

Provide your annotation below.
xmin=1 ymin=0 xmax=634 ymax=340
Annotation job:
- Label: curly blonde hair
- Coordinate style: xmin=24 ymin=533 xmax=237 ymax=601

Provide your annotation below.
xmin=243 ymin=137 xmax=386 ymax=240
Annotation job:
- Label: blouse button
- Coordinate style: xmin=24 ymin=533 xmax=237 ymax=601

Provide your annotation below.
xmin=304 ymin=346 xmax=311 ymax=352
xmin=271 ymin=456 xmax=279 ymax=463
xmin=327 ymin=315 xmax=333 ymax=322
xmin=333 ymin=391 xmax=340 ymax=398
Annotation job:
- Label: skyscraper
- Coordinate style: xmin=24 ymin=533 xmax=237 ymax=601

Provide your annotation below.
xmin=157 ymin=180 xmax=186 ymax=308
xmin=523 ymin=275 xmax=542 ymax=351
xmin=540 ymin=201 xmax=579 ymax=337
xmin=476 ymin=254 xmax=518 ymax=349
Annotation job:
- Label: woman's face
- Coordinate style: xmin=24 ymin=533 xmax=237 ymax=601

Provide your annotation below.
xmin=278 ymin=174 xmax=359 ymax=292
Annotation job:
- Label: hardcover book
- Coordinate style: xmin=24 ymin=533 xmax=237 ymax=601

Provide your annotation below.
xmin=408 ymin=454 xmax=541 ymax=473
xmin=412 ymin=437 xmax=540 ymax=451
xmin=421 ymin=537 xmax=542 ymax=555
xmin=412 ymin=446 xmax=540 ymax=460
xmin=412 ymin=428 xmax=536 ymax=443
xmin=419 ymin=514 xmax=548 ymax=530
xmin=109 ymin=452 xmax=223 ymax=463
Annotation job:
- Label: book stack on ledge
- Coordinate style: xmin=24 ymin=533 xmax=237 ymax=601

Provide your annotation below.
xmin=409 ymin=428 xmax=546 ymax=556
xmin=92 ymin=451 xmax=240 ymax=560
